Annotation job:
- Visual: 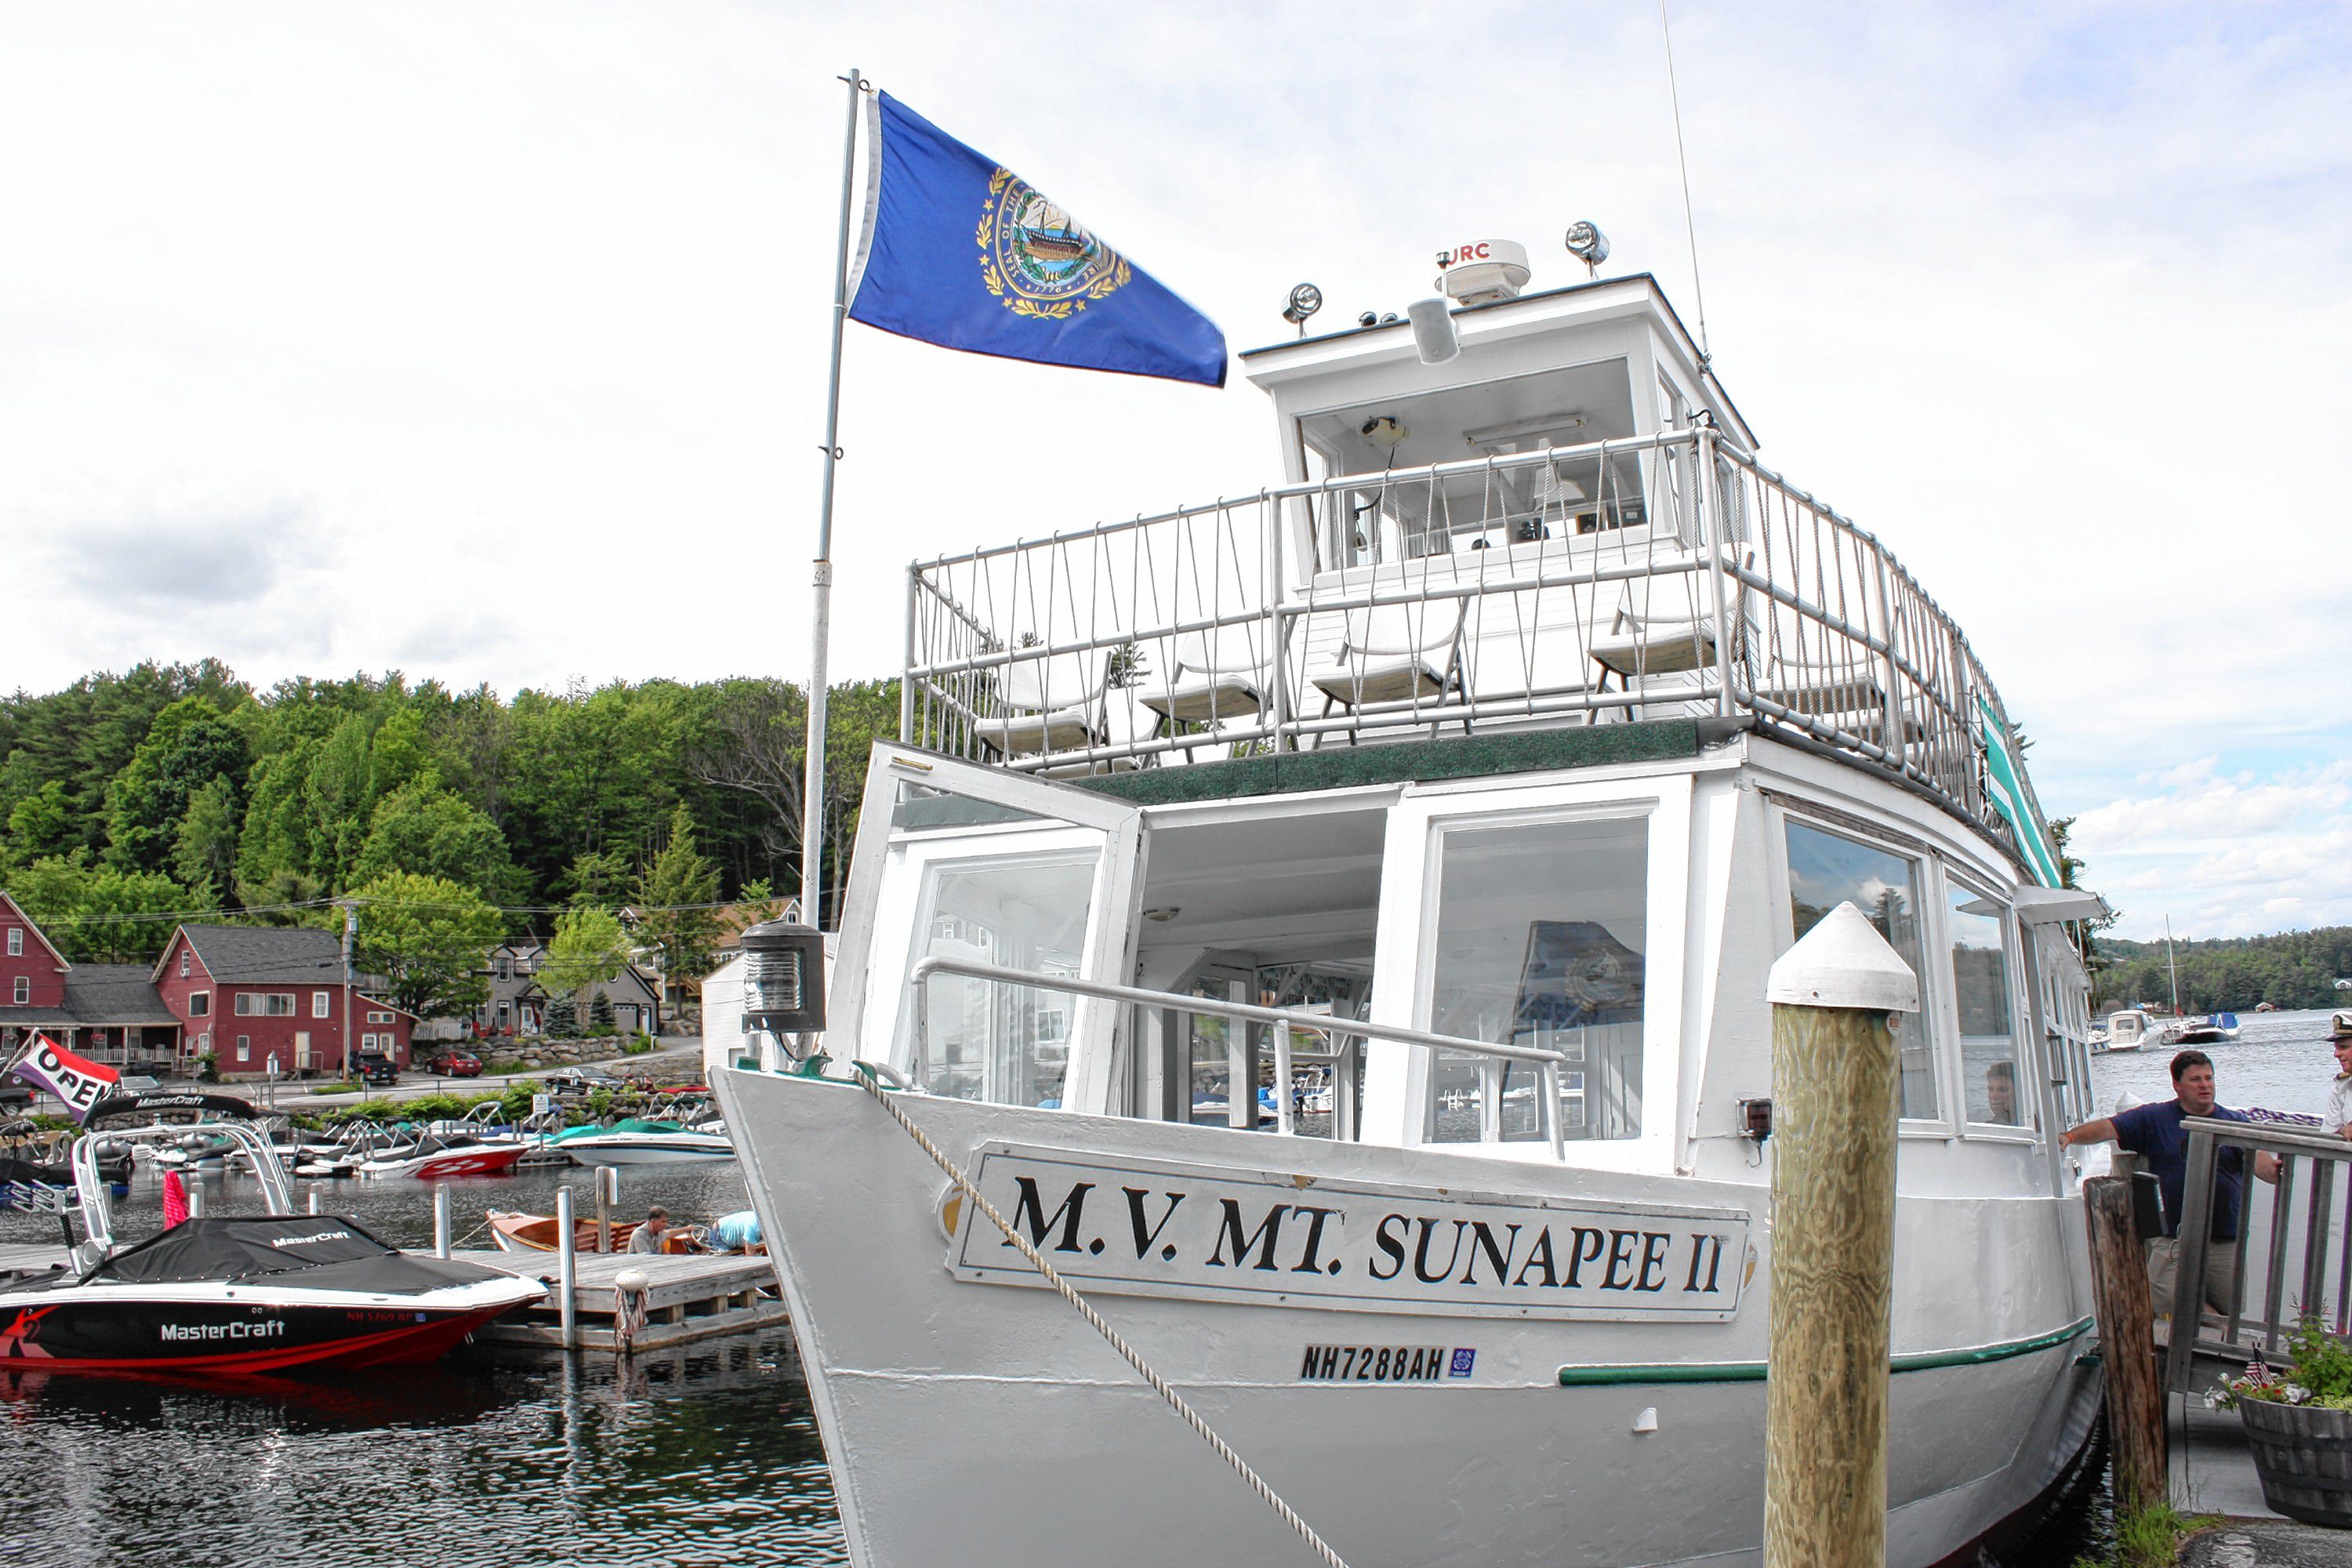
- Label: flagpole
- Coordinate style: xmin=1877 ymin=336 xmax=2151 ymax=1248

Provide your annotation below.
xmin=802 ymin=66 xmax=863 ymax=930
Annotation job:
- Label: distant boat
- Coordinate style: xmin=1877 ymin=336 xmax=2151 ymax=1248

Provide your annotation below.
xmin=2172 ymin=1013 xmax=2241 ymax=1046
xmin=2095 ymin=1008 xmax=2162 ymax=1053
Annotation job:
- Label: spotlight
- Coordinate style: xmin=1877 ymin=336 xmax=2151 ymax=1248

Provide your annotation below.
xmin=1281 ymin=282 xmax=1323 ymax=336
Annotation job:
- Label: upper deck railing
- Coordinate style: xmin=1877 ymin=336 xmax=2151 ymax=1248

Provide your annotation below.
xmin=902 ymin=425 xmax=2052 ymax=867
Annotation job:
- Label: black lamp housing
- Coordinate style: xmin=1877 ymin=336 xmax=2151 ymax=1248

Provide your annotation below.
xmin=740 ymin=920 xmax=826 ymax=1036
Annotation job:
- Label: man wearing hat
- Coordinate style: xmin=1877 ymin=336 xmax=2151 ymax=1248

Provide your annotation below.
xmin=2326 ymin=1012 xmax=2352 ymax=1139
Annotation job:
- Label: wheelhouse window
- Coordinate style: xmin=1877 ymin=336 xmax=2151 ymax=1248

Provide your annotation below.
xmin=1948 ymin=888 xmax=2024 ymax=1128
xmin=881 ymin=782 xmax=1098 ymax=1109
xmin=1784 ymin=821 xmax=1936 ymax=1120
xmin=1426 ymin=815 xmax=1648 ymax=1143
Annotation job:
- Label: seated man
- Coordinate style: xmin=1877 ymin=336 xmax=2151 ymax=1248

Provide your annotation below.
xmin=2063 ymin=1049 xmax=2279 ymax=1316
xmin=625 ymin=1205 xmax=673 ymax=1255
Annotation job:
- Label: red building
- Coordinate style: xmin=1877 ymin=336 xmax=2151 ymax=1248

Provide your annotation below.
xmin=0 ymin=892 xmax=180 ymax=1070
xmin=153 ymin=924 xmax=418 ymax=1080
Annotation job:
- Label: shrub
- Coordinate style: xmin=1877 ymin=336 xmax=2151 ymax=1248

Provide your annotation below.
xmin=2213 ymin=1317 xmax=2352 ymax=1409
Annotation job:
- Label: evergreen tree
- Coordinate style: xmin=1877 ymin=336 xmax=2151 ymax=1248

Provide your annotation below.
xmin=589 ymin=992 xmax=617 ymax=1036
xmin=635 ymin=803 xmax=722 ymax=1002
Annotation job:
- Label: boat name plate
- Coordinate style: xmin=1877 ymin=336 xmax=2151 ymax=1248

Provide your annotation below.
xmin=946 ymin=1143 xmax=1750 ymax=1321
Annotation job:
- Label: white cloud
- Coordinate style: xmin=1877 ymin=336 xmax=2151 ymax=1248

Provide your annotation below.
xmin=0 ymin=2 xmax=2346 ymax=929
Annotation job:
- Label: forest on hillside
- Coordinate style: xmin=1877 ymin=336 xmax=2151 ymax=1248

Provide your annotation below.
xmin=2090 ymin=927 xmax=2352 ymax=1014
xmin=0 ymin=661 xmax=897 ymax=1019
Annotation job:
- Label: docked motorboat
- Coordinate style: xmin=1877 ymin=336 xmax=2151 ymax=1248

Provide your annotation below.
xmin=2172 ymin=1013 xmax=2241 ymax=1046
xmin=717 ymin=238 xmax=2111 ymax=1566
xmin=0 ymin=1094 xmax=542 ymax=1374
xmin=2093 ymin=1007 xmax=2164 ymax=1054
xmin=544 ymin=1118 xmax=735 ymax=1167
xmin=353 ymin=1134 xmax=529 ymax=1181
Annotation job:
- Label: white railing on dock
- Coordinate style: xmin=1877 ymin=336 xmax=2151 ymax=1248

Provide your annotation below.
xmin=2165 ymin=1115 xmax=2352 ymax=1400
xmin=903 ymin=426 xmax=2053 ymax=866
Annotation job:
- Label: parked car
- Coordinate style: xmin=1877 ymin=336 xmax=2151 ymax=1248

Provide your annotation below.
xmin=422 ymin=1050 xmax=483 ymax=1078
xmin=354 ymin=1051 xmax=399 ymax=1087
xmin=543 ymin=1065 xmax=626 ymax=1094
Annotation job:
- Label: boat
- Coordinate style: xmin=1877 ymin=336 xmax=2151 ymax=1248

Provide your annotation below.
xmin=354 ymin=1134 xmax=530 ymax=1181
xmin=543 ymin=1117 xmax=735 ymax=1167
xmin=0 ymin=1093 xmax=543 ymax=1374
xmin=483 ymin=1209 xmax=705 ymax=1255
xmin=715 ymin=241 xmax=2110 ymax=1566
xmin=2171 ymin=1013 xmax=2241 ymax=1046
xmin=2094 ymin=1007 xmax=2162 ymax=1053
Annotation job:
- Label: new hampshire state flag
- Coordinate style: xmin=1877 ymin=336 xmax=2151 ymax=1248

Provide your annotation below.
xmin=847 ymin=93 xmax=1227 ymax=387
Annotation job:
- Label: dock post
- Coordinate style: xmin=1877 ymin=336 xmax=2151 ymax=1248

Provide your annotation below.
xmin=1762 ymin=902 xmax=1918 ymax=1568
xmin=2085 ymin=1176 xmax=2165 ymax=1514
xmin=188 ymin=1183 xmax=204 ymax=1219
xmin=434 ymin=1184 xmax=452 ymax=1259
xmin=307 ymin=1192 xmax=320 ymax=1215
xmin=597 ymin=1165 xmax=618 ymax=1254
xmin=557 ymin=1187 xmax=579 ymax=1352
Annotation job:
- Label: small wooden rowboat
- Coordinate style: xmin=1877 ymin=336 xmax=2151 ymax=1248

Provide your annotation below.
xmin=484 ymin=1208 xmax=699 ymax=1255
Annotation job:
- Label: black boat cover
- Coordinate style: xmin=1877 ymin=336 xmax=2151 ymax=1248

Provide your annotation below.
xmin=89 ymin=1216 xmax=511 ymax=1294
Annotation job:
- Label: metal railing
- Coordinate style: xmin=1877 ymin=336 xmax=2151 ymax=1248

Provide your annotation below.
xmin=903 ymin=425 xmax=2053 ymax=870
xmin=904 ymin=955 xmax=1574 ymax=1158
xmin=2164 ymin=1115 xmax=2352 ymax=1406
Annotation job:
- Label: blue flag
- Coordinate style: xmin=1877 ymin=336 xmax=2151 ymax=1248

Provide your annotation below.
xmin=847 ymin=93 xmax=1226 ymax=388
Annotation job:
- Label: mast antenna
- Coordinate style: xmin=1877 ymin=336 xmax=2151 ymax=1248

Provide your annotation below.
xmin=1659 ymin=0 xmax=1711 ymax=365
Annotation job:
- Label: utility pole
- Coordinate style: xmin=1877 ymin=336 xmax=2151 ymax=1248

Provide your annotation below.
xmin=341 ymin=899 xmax=357 ymax=1079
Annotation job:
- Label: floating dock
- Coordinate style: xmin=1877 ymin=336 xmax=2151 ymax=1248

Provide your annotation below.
xmin=456 ymin=1247 xmax=789 ymax=1354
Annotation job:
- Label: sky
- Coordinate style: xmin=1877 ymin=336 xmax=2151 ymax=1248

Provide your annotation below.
xmin=2 ymin=2 xmax=2347 ymax=942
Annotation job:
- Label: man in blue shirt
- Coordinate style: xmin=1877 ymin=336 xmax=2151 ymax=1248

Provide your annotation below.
xmin=2063 ymin=1049 xmax=2279 ymax=1316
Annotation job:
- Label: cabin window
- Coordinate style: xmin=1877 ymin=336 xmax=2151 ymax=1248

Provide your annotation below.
xmin=1947 ymin=888 xmax=2024 ymax=1128
xmin=1425 ymin=815 xmax=1649 ymax=1144
xmin=1784 ymin=822 xmax=1936 ymax=1120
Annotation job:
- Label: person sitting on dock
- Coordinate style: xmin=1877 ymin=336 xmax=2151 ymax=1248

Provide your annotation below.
xmin=2061 ymin=1049 xmax=2279 ymax=1316
xmin=2328 ymin=1014 xmax=2352 ymax=1140
xmin=626 ymin=1206 xmax=673 ymax=1254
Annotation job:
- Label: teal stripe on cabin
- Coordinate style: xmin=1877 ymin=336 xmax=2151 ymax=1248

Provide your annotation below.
xmin=1555 ymin=1316 xmax=2092 ymax=1387
xmin=1976 ymin=694 xmax=2062 ymax=889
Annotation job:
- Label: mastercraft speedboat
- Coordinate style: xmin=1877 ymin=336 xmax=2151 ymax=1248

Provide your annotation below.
xmin=2093 ymin=1007 xmax=2164 ymax=1053
xmin=544 ymin=1117 xmax=736 ymax=1166
xmin=713 ymin=241 xmax=2111 ymax=1566
xmin=0 ymin=1092 xmax=542 ymax=1374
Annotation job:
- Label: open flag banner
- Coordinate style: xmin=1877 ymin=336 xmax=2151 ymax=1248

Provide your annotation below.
xmin=9 ymin=1034 xmax=121 ymax=1123
xmin=1977 ymin=694 xmax=2063 ymax=889
xmin=846 ymin=93 xmax=1228 ymax=387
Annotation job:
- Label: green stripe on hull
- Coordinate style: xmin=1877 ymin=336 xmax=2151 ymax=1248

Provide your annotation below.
xmin=1555 ymin=1316 xmax=2092 ymax=1387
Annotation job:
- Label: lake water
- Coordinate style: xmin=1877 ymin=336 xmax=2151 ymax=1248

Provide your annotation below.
xmin=14 ymin=1014 xmax=2338 ymax=1566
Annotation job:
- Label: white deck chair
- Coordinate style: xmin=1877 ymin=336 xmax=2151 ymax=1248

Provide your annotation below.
xmin=1138 ymin=627 xmax=1268 ymax=736
xmin=971 ymin=650 xmax=1109 ymax=761
xmin=1308 ymin=598 xmax=1468 ymax=740
xmin=1587 ymin=547 xmax=1751 ymax=683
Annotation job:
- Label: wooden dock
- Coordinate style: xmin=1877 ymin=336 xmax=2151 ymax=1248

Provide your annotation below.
xmin=0 ymin=1240 xmax=788 ymax=1356
xmin=454 ymin=1247 xmax=789 ymax=1354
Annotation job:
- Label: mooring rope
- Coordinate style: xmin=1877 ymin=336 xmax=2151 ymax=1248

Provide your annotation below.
xmin=849 ymin=1065 xmax=1353 ymax=1568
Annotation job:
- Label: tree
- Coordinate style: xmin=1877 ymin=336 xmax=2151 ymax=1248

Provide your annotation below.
xmin=11 ymin=854 xmax=189 ymax=964
xmin=350 ymin=871 xmax=504 ymax=1022
xmin=104 ymin=696 xmax=249 ymax=875
xmin=538 ymin=902 xmax=630 ymax=1029
xmin=350 ymin=785 xmax=521 ymax=904
xmin=171 ymin=775 xmax=241 ymax=905
xmin=541 ymin=995 xmax=579 ymax=1038
xmin=2 ymin=782 xmax=74 ymax=868
xmin=635 ymin=804 xmax=722 ymax=1003
xmin=589 ymin=992 xmax=617 ymax=1036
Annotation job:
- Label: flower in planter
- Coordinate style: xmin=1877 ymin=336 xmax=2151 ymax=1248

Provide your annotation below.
xmin=2216 ymin=1319 xmax=2352 ymax=1409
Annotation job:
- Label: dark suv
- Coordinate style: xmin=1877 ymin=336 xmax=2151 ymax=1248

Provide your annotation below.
xmin=355 ymin=1051 xmax=398 ymax=1087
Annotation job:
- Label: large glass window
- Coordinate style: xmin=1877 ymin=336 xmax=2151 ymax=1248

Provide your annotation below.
xmin=1948 ymin=889 xmax=2024 ymax=1127
xmin=1784 ymin=822 xmax=1936 ymax=1120
xmin=1427 ymin=816 xmax=1648 ymax=1143
xmin=886 ymin=782 xmax=1099 ymax=1109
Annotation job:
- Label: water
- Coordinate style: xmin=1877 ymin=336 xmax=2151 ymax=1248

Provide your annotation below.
xmin=0 ymin=1163 xmax=848 ymax=1568
xmin=13 ymin=1017 xmax=2336 ymax=1566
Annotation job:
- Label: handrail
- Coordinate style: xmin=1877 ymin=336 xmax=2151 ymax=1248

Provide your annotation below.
xmin=2164 ymin=1114 xmax=2352 ymax=1424
xmin=905 ymin=954 xmax=1571 ymax=1159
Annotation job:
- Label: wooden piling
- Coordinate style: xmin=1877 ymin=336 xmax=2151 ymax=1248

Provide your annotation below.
xmin=1762 ymin=902 xmax=1918 ymax=1568
xmin=2085 ymin=1175 xmax=2165 ymax=1514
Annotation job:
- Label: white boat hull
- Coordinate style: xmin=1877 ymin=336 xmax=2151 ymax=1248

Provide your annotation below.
xmin=721 ymin=1069 xmax=2100 ymax=1568
xmin=557 ymin=1135 xmax=738 ymax=1167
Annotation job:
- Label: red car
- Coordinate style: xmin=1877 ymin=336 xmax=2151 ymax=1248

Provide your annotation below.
xmin=423 ymin=1050 xmax=484 ymax=1078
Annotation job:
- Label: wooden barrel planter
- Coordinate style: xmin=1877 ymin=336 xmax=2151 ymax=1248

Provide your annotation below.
xmin=2240 ymin=1400 xmax=2352 ymax=1527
